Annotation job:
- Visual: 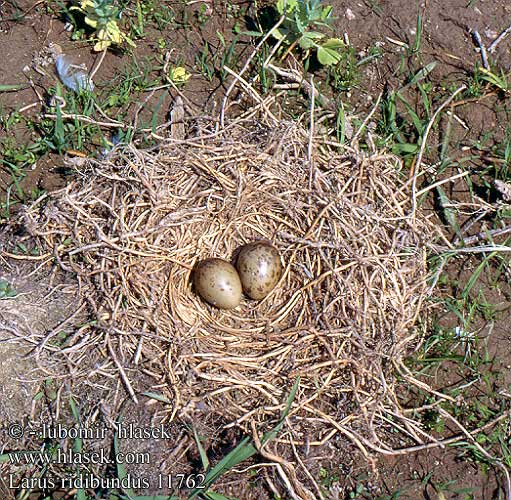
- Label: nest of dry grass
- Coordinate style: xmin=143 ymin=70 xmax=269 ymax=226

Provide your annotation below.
xmin=21 ymin=112 xmax=434 ymax=494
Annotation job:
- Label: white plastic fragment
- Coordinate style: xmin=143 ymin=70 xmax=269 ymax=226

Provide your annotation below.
xmin=55 ymin=54 xmax=94 ymax=92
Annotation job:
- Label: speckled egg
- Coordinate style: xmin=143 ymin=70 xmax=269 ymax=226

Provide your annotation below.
xmin=193 ymin=258 xmax=242 ymax=309
xmin=236 ymin=242 xmax=283 ymax=300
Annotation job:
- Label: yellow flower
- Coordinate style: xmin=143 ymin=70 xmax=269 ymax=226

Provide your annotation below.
xmin=169 ymin=66 xmax=191 ymax=84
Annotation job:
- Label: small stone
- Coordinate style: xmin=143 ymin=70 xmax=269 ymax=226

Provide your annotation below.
xmin=345 ymin=8 xmax=355 ymax=20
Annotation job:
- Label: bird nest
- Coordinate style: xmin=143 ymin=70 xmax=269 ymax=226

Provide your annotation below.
xmin=21 ymin=114 xmax=434 ymax=493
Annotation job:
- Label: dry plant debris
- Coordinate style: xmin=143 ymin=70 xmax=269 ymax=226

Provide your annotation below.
xmin=17 ymin=111 xmax=435 ymax=494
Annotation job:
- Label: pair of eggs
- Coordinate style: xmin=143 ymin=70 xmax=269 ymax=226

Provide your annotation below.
xmin=193 ymin=241 xmax=283 ymax=309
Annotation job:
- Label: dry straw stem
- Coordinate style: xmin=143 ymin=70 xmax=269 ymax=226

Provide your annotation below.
xmin=19 ymin=105 xmax=439 ymax=490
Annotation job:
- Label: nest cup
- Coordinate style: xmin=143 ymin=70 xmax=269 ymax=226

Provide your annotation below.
xmin=24 ymin=119 xmax=432 ymax=462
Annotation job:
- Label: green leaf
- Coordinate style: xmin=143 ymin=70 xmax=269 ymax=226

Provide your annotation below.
xmin=238 ymin=30 xmax=264 ymax=37
xmin=114 ymin=415 xmax=136 ymax=499
xmin=479 ymin=68 xmax=509 ymax=90
xmin=294 ymin=10 xmax=305 ymax=33
xmin=320 ymin=5 xmax=333 ymax=21
xmin=141 ymin=392 xmax=172 ymax=404
xmin=0 ymin=84 xmax=27 ymax=92
xmin=76 ymin=485 xmax=88 ymax=500
xmin=193 ymin=426 xmax=210 ymax=471
xmin=336 ymin=101 xmax=346 ymax=145
xmin=408 ymin=62 xmax=437 ymax=86
xmin=69 ymin=397 xmax=87 ymax=500
xmin=321 ymin=38 xmax=345 ymax=49
xmin=300 ymin=31 xmax=324 ymax=40
xmin=188 ymin=377 xmax=300 ymax=499
xmin=117 ymin=496 xmax=181 ymax=500
xmin=396 ymin=93 xmax=424 ymax=135
xmin=391 ymin=142 xmax=419 ymax=154
xmin=298 ymin=31 xmax=324 ymax=49
xmin=204 ymin=492 xmax=237 ymax=500
xmin=216 ymin=30 xmax=226 ymax=48
xmin=436 ymin=186 xmax=462 ymax=238
xmin=0 ymin=280 xmax=17 ymax=299
xmin=317 ymin=39 xmax=345 ymax=66
xmin=271 ymin=26 xmax=286 ymax=40
xmin=276 ymin=0 xmax=297 ymax=15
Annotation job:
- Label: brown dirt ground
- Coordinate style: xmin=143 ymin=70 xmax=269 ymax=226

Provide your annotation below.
xmin=1 ymin=0 xmax=511 ymax=499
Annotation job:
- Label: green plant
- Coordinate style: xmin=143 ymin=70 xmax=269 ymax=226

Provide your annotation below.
xmin=363 ymin=0 xmax=383 ymax=15
xmin=188 ymin=378 xmax=300 ymax=499
xmin=410 ymin=11 xmax=423 ymax=55
xmin=0 ymin=125 xmax=48 ymax=219
xmin=377 ymin=62 xmax=437 ymax=157
xmin=132 ymin=0 xmax=177 ymax=33
xmin=0 ymin=83 xmax=28 ymax=92
xmin=70 ymin=0 xmax=135 ymax=51
xmin=326 ymin=44 xmax=359 ymax=91
xmin=0 ymin=279 xmax=17 ymax=299
xmin=478 ymin=67 xmax=511 ymax=94
xmin=326 ymin=42 xmax=382 ymax=93
xmin=194 ymin=32 xmax=241 ymax=85
xmin=271 ymin=0 xmax=345 ymax=66
xmin=39 ymin=84 xmax=101 ymax=154
xmin=405 ymin=243 xmax=510 ymax=484
xmin=421 ymin=473 xmax=475 ymax=499
xmin=318 ymin=466 xmax=340 ymax=490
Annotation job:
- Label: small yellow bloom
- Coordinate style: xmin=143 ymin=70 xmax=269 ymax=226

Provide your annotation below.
xmin=169 ymin=66 xmax=191 ymax=84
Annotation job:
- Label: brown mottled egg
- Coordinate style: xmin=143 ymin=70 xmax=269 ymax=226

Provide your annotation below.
xmin=193 ymin=258 xmax=242 ymax=309
xmin=236 ymin=242 xmax=282 ymax=300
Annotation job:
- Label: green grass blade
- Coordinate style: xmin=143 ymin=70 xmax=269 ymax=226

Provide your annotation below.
xmin=396 ymin=93 xmax=424 ymax=135
xmin=69 ymin=396 xmax=83 ymax=452
xmin=118 ymin=496 xmax=181 ymax=500
xmin=193 ymin=426 xmax=210 ymax=471
xmin=392 ymin=143 xmax=419 ymax=155
xmin=436 ymin=186 xmax=462 ymax=238
xmin=151 ymin=92 xmax=166 ymax=134
xmin=204 ymin=492 xmax=237 ymax=500
xmin=417 ymin=82 xmax=432 ymax=119
xmin=407 ymin=62 xmax=437 ymax=87
xmin=113 ymin=415 xmax=137 ymax=499
xmin=384 ymin=91 xmax=406 ymax=144
xmin=412 ymin=12 xmax=423 ymax=54
xmin=336 ymin=101 xmax=346 ymax=145
xmin=69 ymin=396 xmax=87 ymax=500
xmin=189 ymin=435 xmax=255 ymax=499
xmin=141 ymin=392 xmax=172 ymax=404
xmin=461 ymin=251 xmax=498 ymax=300
xmin=188 ymin=378 xmax=300 ymax=499
xmin=0 ymin=84 xmax=27 ymax=92
xmin=261 ymin=376 xmax=300 ymax=445
xmin=54 ymin=94 xmax=66 ymax=153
